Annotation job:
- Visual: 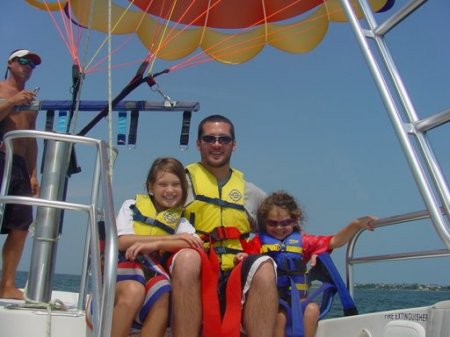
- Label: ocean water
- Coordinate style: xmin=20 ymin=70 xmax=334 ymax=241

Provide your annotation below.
xmin=332 ymin=288 xmax=450 ymax=317
xmin=13 ymin=271 xmax=450 ymax=318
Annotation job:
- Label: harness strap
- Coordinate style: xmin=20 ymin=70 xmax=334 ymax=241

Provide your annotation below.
xmin=280 ymin=252 xmax=359 ymax=337
xmin=45 ymin=110 xmax=55 ymax=131
xmin=195 ymin=194 xmax=246 ymax=211
xmin=198 ymin=227 xmax=246 ymax=241
xmin=128 ymin=109 xmax=139 ymax=146
xmin=303 ymin=282 xmax=337 ymax=320
xmin=222 ymin=262 xmax=242 ymax=337
xmin=117 ymin=111 xmax=127 ymax=145
xmin=179 ymin=110 xmax=191 ymax=149
xmin=196 ymin=247 xmax=242 ymax=337
xmin=288 ymin=275 xmax=304 ymax=337
xmin=198 ymin=247 xmax=221 ymax=337
xmin=58 ymin=111 xmax=69 ymax=133
xmin=316 ymin=253 xmax=358 ymax=316
xmin=130 ymin=205 xmax=176 ymax=235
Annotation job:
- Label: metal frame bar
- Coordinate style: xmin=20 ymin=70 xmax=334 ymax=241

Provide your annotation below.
xmin=346 ymin=209 xmax=450 ymax=295
xmin=0 ymin=99 xmax=200 ymax=112
xmin=339 ymin=0 xmax=450 ymax=248
xmin=0 ymin=130 xmax=117 ymax=337
xmin=339 ymin=0 xmax=450 ymax=295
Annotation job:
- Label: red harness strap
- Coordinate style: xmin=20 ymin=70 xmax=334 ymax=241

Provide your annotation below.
xmin=198 ymin=247 xmax=221 ymax=336
xmin=222 ymin=262 xmax=243 ymax=337
xmin=195 ymin=247 xmax=243 ymax=337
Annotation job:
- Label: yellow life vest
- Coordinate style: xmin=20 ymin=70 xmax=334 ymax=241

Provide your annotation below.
xmin=184 ymin=163 xmax=251 ymax=270
xmin=132 ymin=194 xmax=183 ymax=236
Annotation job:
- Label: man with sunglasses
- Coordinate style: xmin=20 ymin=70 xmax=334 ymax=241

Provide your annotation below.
xmin=0 ymin=49 xmax=41 ymax=299
xmin=170 ymin=115 xmax=278 ymax=337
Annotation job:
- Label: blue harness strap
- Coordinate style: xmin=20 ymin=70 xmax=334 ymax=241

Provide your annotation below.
xmin=281 ymin=252 xmax=358 ymax=337
xmin=279 ymin=275 xmax=305 ymax=337
xmin=117 ymin=111 xmax=127 ymax=145
xmin=312 ymin=253 xmax=358 ymax=316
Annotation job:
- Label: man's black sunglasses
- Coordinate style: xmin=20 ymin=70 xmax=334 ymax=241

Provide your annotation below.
xmin=201 ymin=135 xmax=233 ymax=145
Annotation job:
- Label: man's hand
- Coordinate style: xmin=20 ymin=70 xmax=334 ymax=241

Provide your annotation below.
xmin=30 ymin=176 xmax=39 ymax=196
xmin=7 ymin=90 xmax=36 ymax=107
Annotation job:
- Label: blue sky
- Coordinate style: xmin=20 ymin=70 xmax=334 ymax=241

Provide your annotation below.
xmin=1 ymin=1 xmax=449 ymax=285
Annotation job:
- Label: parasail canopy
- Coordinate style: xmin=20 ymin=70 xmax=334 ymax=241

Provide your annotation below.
xmin=26 ymin=0 xmax=392 ymax=65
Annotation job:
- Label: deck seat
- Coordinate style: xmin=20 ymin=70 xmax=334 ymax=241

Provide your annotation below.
xmin=382 ymin=320 xmax=425 ymax=337
xmin=426 ymin=300 xmax=450 ymax=337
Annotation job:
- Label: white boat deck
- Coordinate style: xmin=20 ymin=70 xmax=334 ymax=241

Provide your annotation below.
xmin=0 ymin=291 xmax=87 ymax=337
xmin=1 ymin=294 xmax=449 ymax=337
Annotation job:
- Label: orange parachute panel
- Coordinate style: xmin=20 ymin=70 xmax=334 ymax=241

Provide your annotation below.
xmin=130 ymin=0 xmax=325 ymax=29
xmin=26 ymin=0 xmax=391 ymax=65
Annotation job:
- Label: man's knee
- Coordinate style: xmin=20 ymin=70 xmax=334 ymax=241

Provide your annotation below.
xmin=7 ymin=229 xmax=28 ymax=241
xmin=253 ymin=259 xmax=276 ymax=284
xmin=171 ymin=249 xmax=202 ymax=280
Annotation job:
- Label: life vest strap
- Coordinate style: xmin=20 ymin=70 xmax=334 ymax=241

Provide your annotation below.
xmin=130 ymin=205 xmax=176 ymax=235
xmin=195 ymin=194 xmax=246 ymax=211
xmin=202 ymin=242 xmax=243 ymax=256
xmin=213 ymin=246 xmax=243 ymax=255
xmin=261 ymin=243 xmax=303 ymax=254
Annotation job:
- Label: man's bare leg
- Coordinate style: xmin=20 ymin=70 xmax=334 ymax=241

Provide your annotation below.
xmin=0 ymin=229 xmax=27 ymax=299
xmin=243 ymin=260 xmax=278 ymax=337
xmin=171 ymin=249 xmax=202 ymax=337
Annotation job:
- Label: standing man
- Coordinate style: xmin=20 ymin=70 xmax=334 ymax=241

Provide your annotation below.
xmin=171 ymin=115 xmax=278 ymax=337
xmin=0 ymin=49 xmax=41 ymax=299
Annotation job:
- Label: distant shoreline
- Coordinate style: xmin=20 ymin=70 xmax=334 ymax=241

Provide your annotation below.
xmin=353 ymin=283 xmax=450 ymax=291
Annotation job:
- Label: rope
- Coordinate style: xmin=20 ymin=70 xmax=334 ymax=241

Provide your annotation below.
xmin=29 ymin=222 xmax=61 ymax=242
xmin=4 ymin=281 xmax=70 ymax=337
xmin=107 ymin=0 xmax=114 ymax=180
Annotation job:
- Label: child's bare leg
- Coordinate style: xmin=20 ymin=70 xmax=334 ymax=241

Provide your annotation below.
xmin=141 ymin=292 xmax=170 ymax=337
xmin=111 ymin=281 xmax=145 ymax=337
xmin=274 ymin=310 xmax=287 ymax=337
xmin=304 ymin=302 xmax=320 ymax=337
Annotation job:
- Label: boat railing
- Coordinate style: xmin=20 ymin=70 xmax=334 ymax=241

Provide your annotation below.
xmin=0 ymin=129 xmax=117 ymax=337
xmin=339 ymin=0 xmax=450 ymax=296
xmin=346 ymin=208 xmax=450 ymax=296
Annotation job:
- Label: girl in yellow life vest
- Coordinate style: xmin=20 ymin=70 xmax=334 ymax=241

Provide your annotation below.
xmin=111 ymin=157 xmax=202 ymax=337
